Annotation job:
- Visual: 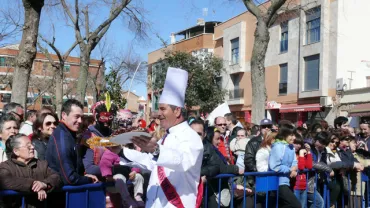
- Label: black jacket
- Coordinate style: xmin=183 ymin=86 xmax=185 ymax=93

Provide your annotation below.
xmin=201 ymin=140 xmax=239 ymax=177
xmin=32 ymin=138 xmax=48 ymax=161
xmin=244 ymin=135 xmax=263 ymax=172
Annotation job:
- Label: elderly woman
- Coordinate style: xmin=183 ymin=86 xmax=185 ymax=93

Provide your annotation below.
xmin=0 ymin=134 xmax=61 ymax=207
xmin=0 ymin=114 xmax=19 ymax=162
xmin=31 ymin=113 xmax=58 ymax=160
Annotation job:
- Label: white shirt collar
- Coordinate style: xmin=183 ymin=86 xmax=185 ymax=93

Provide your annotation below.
xmin=168 ymin=121 xmax=188 ymax=134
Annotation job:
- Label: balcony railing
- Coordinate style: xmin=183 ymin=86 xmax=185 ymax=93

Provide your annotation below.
xmin=228 ymin=88 xmax=244 ymax=99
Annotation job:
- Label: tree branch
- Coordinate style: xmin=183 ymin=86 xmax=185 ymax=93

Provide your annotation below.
xmin=82 ymin=6 xmax=89 ymax=41
xmin=267 ymin=0 xmax=287 ymax=24
xmin=60 ymin=0 xmax=76 ymax=24
xmin=92 ymin=0 xmax=130 ymax=38
xmin=242 ymin=0 xmax=262 ymax=18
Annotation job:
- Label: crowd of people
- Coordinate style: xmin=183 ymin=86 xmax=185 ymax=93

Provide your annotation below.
xmin=0 ymin=98 xmax=369 ymax=208
xmin=190 ymin=113 xmax=370 ymax=208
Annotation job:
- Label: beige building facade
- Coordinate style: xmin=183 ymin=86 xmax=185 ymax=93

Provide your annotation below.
xmin=214 ymin=0 xmax=370 ymax=125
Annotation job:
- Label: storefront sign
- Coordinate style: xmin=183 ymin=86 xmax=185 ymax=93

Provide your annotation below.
xmin=266 ymin=101 xmax=282 ymax=109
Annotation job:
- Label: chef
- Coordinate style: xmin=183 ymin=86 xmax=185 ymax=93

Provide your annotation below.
xmin=123 ymin=67 xmax=204 ymax=208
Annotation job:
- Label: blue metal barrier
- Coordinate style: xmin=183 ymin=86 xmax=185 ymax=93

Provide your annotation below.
xmin=204 ymin=170 xmax=370 ymax=208
xmin=0 ymin=182 xmax=113 ymax=208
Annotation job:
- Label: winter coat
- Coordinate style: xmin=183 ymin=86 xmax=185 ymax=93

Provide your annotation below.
xmin=230 ymin=137 xmax=249 ymax=156
xmin=244 ymin=135 xmax=263 ymax=172
xmin=256 ymin=147 xmax=270 ymax=172
xmin=32 ymin=138 xmax=48 ymax=161
xmin=325 ymin=147 xmax=353 ymax=170
xmin=269 ymin=140 xmax=297 ymax=186
xmin=80 ymin=125 xmax=108 ymax=176
xmin=46 ymin=122 xmax=92 ymax=185
xmin=0 ymin=158 xmax=61 ymax=208
xmin=293 ymin=153 xmax=313 ymax=190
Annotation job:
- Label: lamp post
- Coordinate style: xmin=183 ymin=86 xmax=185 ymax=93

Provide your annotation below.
xmin=125 ymin=61 xmax=148 ymax=109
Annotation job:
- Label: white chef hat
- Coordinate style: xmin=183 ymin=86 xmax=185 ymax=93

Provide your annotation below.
xmin=159 ymin=67 xmax=188 ymax=107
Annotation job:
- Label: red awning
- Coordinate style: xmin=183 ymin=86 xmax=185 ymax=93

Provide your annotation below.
xmin=279 ymin=103 xmax=322 ymax=113
xmin=348 ymin=103 xmax=370 ymax=117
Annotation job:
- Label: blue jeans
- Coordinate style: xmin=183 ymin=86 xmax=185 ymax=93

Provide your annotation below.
xmin=294 ymin=189 xmax=308 ymax=208
xmin=307 ymin=191 xmax=324 ymax=208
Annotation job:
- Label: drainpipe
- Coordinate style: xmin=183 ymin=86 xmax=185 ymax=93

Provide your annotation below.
xmin=297 ymin=7 xmax=302 ymax=119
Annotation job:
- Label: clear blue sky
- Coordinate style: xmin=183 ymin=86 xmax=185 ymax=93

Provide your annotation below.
xmin=7 ymin=0 xmax=247 ymax=98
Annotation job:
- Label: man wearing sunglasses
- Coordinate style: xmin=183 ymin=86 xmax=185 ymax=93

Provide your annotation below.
xmin=244 ymin=119 xmax=273 ymax=185
xmin=3 ymin=102 xmax=24 ymax=123
xmin=214 ymin=116 xmax=234 ymax=164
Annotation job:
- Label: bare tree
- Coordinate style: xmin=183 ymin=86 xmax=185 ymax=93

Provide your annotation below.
xmin=60 ymin=0 xmax=140 ymax=103
xmin=242 ymin=0 xmax=287 ymax=123
xmin=0 ymin=0 xmax=23 ymax=46
xmin=11 ymin=0 xmax=44 ymax=108
xmin=37 ymin=26 xmax=79 ymax=116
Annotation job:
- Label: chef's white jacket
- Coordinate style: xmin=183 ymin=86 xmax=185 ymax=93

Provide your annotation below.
xmin=123 ymin=121 xmax=204 ymax=208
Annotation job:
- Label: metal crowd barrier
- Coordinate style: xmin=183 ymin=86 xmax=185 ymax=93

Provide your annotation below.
xmin=204 ymin=170 xmax=370 ymax=208
xmin=0 ymin=182 xmax=112 ymax=208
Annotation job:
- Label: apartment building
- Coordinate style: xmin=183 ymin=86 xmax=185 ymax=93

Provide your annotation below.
xmin=0 ymin=44 xmax=104 ymax=114
xmin=147 ymin=21 xmax=220 ymax=117
xmin=214 ymin=0 xmax=370 ymax=125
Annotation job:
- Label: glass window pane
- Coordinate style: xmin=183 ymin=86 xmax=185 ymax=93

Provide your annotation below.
xmin=231 ymin=38 xmax=239 ymax=49
xmin=304 ymin=54 xmax=320 ymax=90
xmin=280 ymin=64 xmax=288 ymax=83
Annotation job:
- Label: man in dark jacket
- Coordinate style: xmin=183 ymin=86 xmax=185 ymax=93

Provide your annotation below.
xmin=244 ymin=119 xmax=272 ymax=173
xmin=46 ymin=99 xmax=98 ymax=185
xmin=225 ymin=113 xmax=243 ymax=142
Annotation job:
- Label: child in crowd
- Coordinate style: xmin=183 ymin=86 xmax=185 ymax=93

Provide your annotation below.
xmin=269 ymin=124 xmax=301 ymax=208
xmin=99 ymin=143 xmax=144 ymax=208
xmin=292 ymin=133 xmax=312 ymax=208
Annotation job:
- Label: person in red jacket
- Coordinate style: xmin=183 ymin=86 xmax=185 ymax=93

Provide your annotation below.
xmin=292 ymin=134 xmax=313 ymax=208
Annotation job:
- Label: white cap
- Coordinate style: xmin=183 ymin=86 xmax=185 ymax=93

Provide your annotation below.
xmin=159 ymin=67 xmax=188 ymax=107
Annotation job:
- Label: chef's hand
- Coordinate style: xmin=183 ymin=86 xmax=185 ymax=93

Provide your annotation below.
xmin=132 ymin=136 xmax=158 ymax=153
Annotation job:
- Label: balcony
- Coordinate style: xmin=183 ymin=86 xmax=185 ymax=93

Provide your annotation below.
xmin=228 ymin=88 xmax=244 ymax=105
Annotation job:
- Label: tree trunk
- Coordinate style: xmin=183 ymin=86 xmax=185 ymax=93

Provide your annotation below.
xmin=250 ymin=19 xmax=270 ymax=124
xmin=11 ymin=0 xmax=44 ymax=107
xmin=55 ymin=66 xmax=63 ymax=118
xmin=75 ymin=47 xmax=90 ymax=103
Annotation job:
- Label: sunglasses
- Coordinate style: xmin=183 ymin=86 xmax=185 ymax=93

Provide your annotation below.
xmin=11 ymin=112 xmax=24 ymax=120
xmin=45 ymin=121 xmax=58 ymax=126
xmin=216 ymin=123 xmax=227 ymax=127
xmin=196 ymin=132 xmax=203 ymax=136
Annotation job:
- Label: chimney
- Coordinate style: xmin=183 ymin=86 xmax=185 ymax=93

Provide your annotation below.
xmin=170 ymin=33 xmax=176 ymax=44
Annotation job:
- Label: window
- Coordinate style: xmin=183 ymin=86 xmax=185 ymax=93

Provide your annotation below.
xmin=42 ymin=96 xmax=53 ymax=105
xmin=280 ymin=22 xmax=288 ymax=52
xmin=231 ymin=38 xmax=239 ymax=65
xmin=64 ymin=65 xmax=70 ymax=72
xmin=279 ymin=63 xmax=288 ymax=94
xmin=0 ymin=57 xmax=5 ymax=67
xmin=306 ymin=7 xmax=321 ymax=44
xmin=304 ymin=54 xmax=320 ymax=91
xmin=1 ymin=93 xmax=11 ymax=103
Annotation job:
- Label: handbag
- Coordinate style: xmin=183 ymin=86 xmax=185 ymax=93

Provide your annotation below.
xmin=215 ymin=189 xmax=231 ymax=207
